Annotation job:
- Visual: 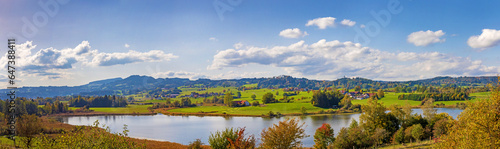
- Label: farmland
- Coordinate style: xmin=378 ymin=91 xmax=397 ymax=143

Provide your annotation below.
xmin=123 ymin=86 xmax=485 ymax=116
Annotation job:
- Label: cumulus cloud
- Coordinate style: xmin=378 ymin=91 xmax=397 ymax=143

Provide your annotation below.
xmin=340 ymin=19 xmax=356 ymax=27
xmin=467 ymin=29 xmax=500 ymax=49
xmin=407 ymin=30 xmax=446 ymax=46
xmin=306 ymin=17 xmax=336 ymax=29
xmin=124 ymin=44 xmax=130 ymax=48
xmin=209 ymin=37 xmax=218 ymax=41
xmin=279 ymin=28 xmax=308 ymax=38
xmin=233 ymin=42 xmax=244 ymax=49
xmin=209 ymin=39 xmax=500 ymax=80
xmin=152 ymin=71 xmax=207 ymax=80
xmin=0 ymin=41 xmax=178 ymax=79
xmin=89 ymin=50 xmax=177 ymax=66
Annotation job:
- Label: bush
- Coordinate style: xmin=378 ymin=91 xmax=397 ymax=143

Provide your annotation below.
xmin=227 ymin=127 xmax=256 ymax=149
xmin=208 ymin=128 xmax=238 ymax=149
xmin=36 ymin=121 xmax=143 ymax=148
xmin=260 ymin=118 xmax=309 ymax=148
xmin=188 ymin=139 xmax=203 ymax=149
xmin=411 ymin=124 xmax=424 ymax=142
xmin=392 ymin=127 xmax=405 ymax=144
xmin=300 ymin=106 xmax=307 ymax=115
xmin=267 ymin=111 xmax=275 ymax=117
xmin=251 ymin=101 xmax=260 ymax=106
xmin=17 ymin=114 xmax=42 ymax=148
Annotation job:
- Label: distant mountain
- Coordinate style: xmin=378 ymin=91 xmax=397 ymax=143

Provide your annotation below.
xmin=1 ymin=75 xmax=497 ymax=98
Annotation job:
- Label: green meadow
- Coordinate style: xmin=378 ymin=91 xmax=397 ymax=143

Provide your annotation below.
xmin=68 ymin=104 xmax=151 ymax=114
xmin=96 ymin=86 xmax=490 ymax=115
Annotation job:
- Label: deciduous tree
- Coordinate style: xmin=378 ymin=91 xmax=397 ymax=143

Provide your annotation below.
xmin=260 ymin=118 xmax=309 ymax=149
xmin=314 ymin=123 xmax=335 ymax=149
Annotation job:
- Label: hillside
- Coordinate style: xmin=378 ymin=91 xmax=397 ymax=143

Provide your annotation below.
xmin=1 ymin=75 xmax=497 ymax=98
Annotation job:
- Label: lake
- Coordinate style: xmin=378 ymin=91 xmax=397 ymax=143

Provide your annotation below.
xmin=60 ymin=108 xmax=463 ymax=147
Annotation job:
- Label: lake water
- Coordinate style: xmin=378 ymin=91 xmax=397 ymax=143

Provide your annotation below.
xmin=60 ymin=108 xmax=463 ymax=147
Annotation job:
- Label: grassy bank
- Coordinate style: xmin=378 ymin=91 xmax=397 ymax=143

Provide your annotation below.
xmin=68 ymin=104 xmax=152 ymax=114
xmin=0 ymin=117 xmax=202 ymax=149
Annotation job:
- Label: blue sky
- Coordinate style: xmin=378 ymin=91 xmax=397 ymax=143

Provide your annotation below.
xmin=1 ymin=0 xmax=500 ymax=88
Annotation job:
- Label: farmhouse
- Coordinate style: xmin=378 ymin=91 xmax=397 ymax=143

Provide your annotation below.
xmin=232 ymin=100 xmax=250 ymax=106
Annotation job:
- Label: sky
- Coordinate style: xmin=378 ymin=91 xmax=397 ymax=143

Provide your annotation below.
xmin=1 ymin=0 xmax=500 ymax=88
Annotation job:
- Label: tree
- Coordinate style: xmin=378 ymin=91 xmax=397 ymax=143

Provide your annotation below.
xmin=437 ymin=90 xmax=500 ymax=148
xmin=392 ymin=127 xmax=405 ymax=144
xmin=411 ymin=124 xmax=424 ymax=142
xmin=354 ymin=85 xmax=361 ymax=92
xmin=251 ymin=101 xmax=259 ymax=106
xmin=300 ymin=106 xmax=307 ymax=115
xmin=251 ymin=94 xmax=256 ymax=100
xmin=224 ymin=92 xmax=234 ymax=107
xmin=422 ymin=98 xmax=437 ymax=120
xmin=17 ymin=114 xmax=42 ymax=148
xmin=236 ymin=92 xmax=242 ymax=98
xmin=260 ymin=118 xmax=309 ymax=148
xmin=377 ymin=89 xmax=385 ymax=98
xmin=339 ymin=94 xmax=352 ymax=109
xmin=227 ymin=127 xmax=256 ymax=149
xmin=359 ymin=98 xmax=398 ymax=134
xmin=372 ymin=128 xmax=389 ymax=147
xmin=433 ymin=118 xmax=452 ymax=138
xmin=262 ymin=92 xmax=275 ymax=104
xmin=181 ymin=98 xmax=193 ymax=107
xmin=314 ymin=123 xmax=335 ymax=149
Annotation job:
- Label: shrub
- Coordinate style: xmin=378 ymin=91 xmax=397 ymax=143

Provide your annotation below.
xmin=17 ymin=114 xmax=42 ymax=148
xmin=36 ymin=121 xmax=144 ymax=148
xmin=208 ymin=128 xmax=238 ymax=149
xmin=227 ymin=127 xmax=256 ymax=149
xmin=251 ymin=101 xmax=259 ymax=106
xmin=188 ymin=139 xmax=203 ymax=149
xmin=300 ymin=106 xmax=307 ymax=115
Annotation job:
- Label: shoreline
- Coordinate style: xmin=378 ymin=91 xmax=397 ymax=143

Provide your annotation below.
xmin=50 ymin=105 xmax=461 ymax=118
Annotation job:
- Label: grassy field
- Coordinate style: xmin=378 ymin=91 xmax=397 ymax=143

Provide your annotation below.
xmin=168 ymin=102 xmax=326 ymax=115
xmin=135 ymin=87 xmax=315 ymax=105
xmin=119 ymin=85 xmax=493 ymax=116
xmin=351 ymin=92 xmax=488 ymax=107
xmin=68 ymin=104 xmax=151 ymax=114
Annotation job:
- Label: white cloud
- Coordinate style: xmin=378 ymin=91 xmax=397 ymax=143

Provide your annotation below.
xmin=407 ymin=30 xmax=446 ymax=46
xmin=279 ymin=28 xmax=308 ymax=38
xmin=340 ymin=19 xmax=356 ymax=27
xmin=152 ymin=71 xmax=207 ymax=80
xmin=124 ymin=44 xmax=130 ymax=48
xmin=0 ymin=41 xmax=178 ymax=78
xmin=233 ymin=42 xmax=244 ymax=49
xmin=467 ymin=29 xmax=500 ymax=49
xmin=89 ymin=50 xmax=178 ymax=66
xmin=360 ymin=24 xmax=366 ymax=28
xmin=306 ymin=17 xmax=336 ymax=29
xmin=209 ymin=37 xmax=218 ymax=41
xmin=209 ymin=39 xmax=500 ymax=80
xmin=152 ymin=70 xmax=269 ymax=80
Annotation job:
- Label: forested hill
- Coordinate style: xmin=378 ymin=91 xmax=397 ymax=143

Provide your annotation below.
xmin=1 ymin=75 xmax=498 ymax=98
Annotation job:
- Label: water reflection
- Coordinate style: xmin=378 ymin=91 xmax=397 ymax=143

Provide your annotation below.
xmin=62 ymin=108 xmax=461 ymax=147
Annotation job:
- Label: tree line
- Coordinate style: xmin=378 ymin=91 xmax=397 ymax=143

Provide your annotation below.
xmin=398 ymin=92 xmax=469 ymax=101
xmin=68 ymin=95 xmax=128 ymax=107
